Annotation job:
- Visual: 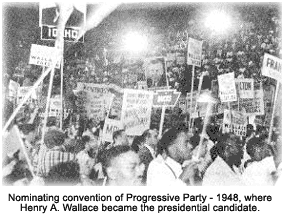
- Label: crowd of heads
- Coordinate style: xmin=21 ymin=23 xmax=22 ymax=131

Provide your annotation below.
xmin=3 ymin=113 xmax=281 ymax=186
xmin=2 ymin=4 xmax=282 ymax=186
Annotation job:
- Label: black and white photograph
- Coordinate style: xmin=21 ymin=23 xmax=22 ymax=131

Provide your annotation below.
xmin=2 ymin=1 xmax=282 ymax=189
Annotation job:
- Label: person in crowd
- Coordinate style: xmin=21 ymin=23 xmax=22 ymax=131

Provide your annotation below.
xmin=240 ymin=124 xmax=256 ymax=171
xmin=131 ymin=135 xmax=143 ymax=153
xmin=18 ymin=123 xmax=43 ymax=174
xmin=242 ymin=138 xmax=276 ymax=185
xmin=100 ymin=145 xmax=145 ymax=186
xmin=188 ymin=124 xmax=216 ymax=179
xmin=82 ymin=119 xmax=100 ymax=141
xmin=147 ymin=124 xmax=201 ymax=186
xmin=18 ymin=124 xmax=38 ymax=152
xmin=112 ymin=129 xmax=129 ymax=146
xmin=44 ymin=161 xmax=81 ymax=186
xmin=45 ymin=116 xmax=59 ymax=131
xmin=202 ymin=133 xmax=245 ymax=186
xmin=2 ymin=150 xmax=33 ymax=186
xmin=93 ymin=147 xmax=107 ymax=182
xmin=137 ymin=129 xmax=159 ymax=184
xmin=75 ymin=120 xmax=101 ymax=184
xmin=76 ymin=150 xmax=96 ymax=185
xmin=245 ymin=124 xmax=256 ymax=143
xmin=272 ymin=126 xmax=282 ymax=185
xmin=36 ymin=129 xmax=77 ymax=178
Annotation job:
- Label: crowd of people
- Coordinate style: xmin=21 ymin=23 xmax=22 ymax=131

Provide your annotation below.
xmin=8 ymin=4 xmax=281 ymax=94
xmin=2 ymin=115 xmax=282 ymax=186
xmin=2 ymin=4 xmax=282 ymax=186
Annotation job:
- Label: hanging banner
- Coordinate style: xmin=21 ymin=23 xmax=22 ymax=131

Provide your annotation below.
xmin=102 ymin=118 xmax=123 ymax=143
xmin=231 ymin=89 xmax=265 ymax=115
xmin=223 ymin=109 xmax=247 ymax=137
xmin=261 ymin=53 xmax=282 ymax=81
xmin=187 ymin=37 xmax=203 ymax=67
xmin=39 ymin=2 xmax=86 ymax=42
xmin=121 ymin=89 xmax=154 ymax=136
xmin=76 ymin=83 xmax=122 ymax=121
xmin=235 ymin=78 xmax=254 ymax=99
xmin=29 ymin=44 xmax=61 ymax=69
xmin=218 ymin=72 xmax=237 ymax=102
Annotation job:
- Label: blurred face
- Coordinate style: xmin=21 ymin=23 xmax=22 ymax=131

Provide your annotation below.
xmin=115 ymin=131 xmax=129 ymax=146
xmin=148 ymin=129 xmax=158 ymax=147
xmin=226 ymin=143 xmax=244 ymax=167
xmin=171 ymin=132 xmax=193 ymax=163
xmin=78 ymin=153 xmax=95 ymax=175
xmin=25 ymin=130 xmax=37 ymax=145
xmin=111 ymin=151 xmax=145 ymax=186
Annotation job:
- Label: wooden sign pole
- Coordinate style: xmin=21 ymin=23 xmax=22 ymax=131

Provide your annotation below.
xmin=158 ymin=106 xmax=166 ymax=138
xmin=189 ymin=65 xmax=195 ymax=131
xmin=41 ymin=68 xmax=55 ymax=142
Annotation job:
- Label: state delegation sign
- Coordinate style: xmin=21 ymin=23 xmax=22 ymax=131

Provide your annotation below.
xmin=39 ymin=3 xmax=86 ymax=42
xmin=153 ymin=90 xmax=180 ymax=107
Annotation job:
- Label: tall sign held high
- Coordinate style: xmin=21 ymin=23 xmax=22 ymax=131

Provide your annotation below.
xmin=262 ymin=53 xmax=282 ymax=81
xmin=39 ymin=3 xmax=86 ymax=42
xmin=187 ymin=38 xmax=203 ymax=67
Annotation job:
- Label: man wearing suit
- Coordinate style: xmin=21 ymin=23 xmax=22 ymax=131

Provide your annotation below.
xmin=137 ymin=129 xmax=158 ymax=184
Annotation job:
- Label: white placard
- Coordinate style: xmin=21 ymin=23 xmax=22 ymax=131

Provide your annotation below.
xmin=218 ymin=72 xmax=237 ymax=102
xmin=29 ymin=44 xmax=61 ymax=69
xmin=102 ymin=118 xmax=123 ymax=143
xmin=121 ymin=89 xmax=154 ymax=136
xmin=223 ymin=109 xmax=247 ymax=136
xmin=235 ymin=78 xmax=254 ymax=99
xmin=187 ymin=37 xmax=203 ymax=67
xmin=77 ymin=83 xmax=121 ymax=121
xmin=262 ymin=53 xmax=282 ymax=81
xmin=17 ymin=87 xmax=37 ymax=105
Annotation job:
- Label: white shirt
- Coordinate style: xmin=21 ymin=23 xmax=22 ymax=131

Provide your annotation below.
xmin=242 ymin=156 xmax=276 ymax=186
xmin=202 ymin=156 xmax=245 ymax=186
xmin=147 ymin=155 xmax=186 ymax=186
